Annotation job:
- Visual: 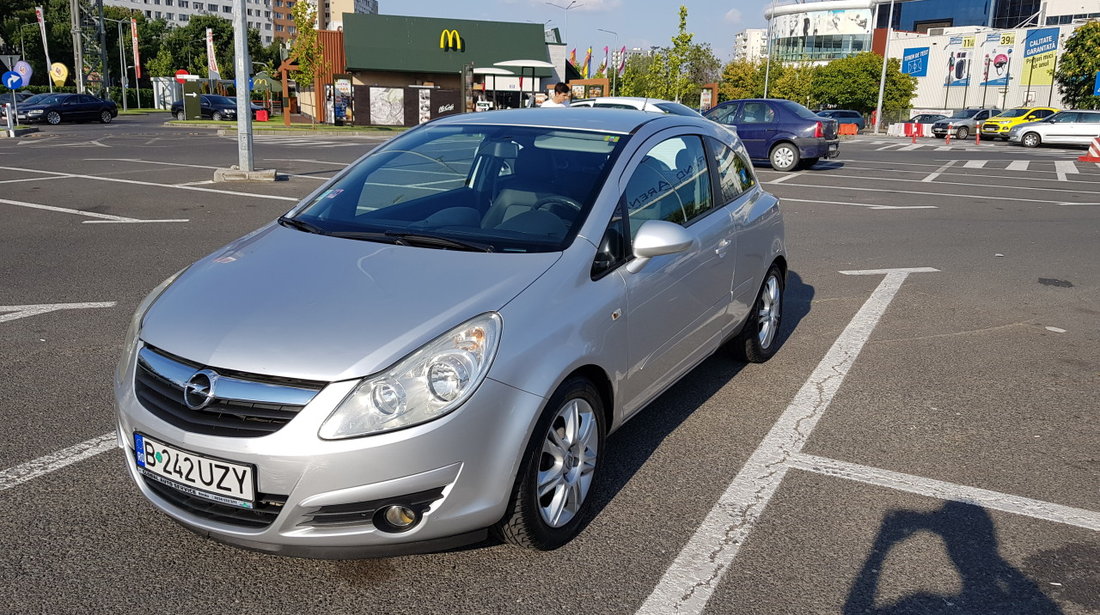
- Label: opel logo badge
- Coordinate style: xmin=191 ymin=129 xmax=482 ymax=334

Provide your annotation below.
xmin=183 ymin=369 xmax=219 ymax=410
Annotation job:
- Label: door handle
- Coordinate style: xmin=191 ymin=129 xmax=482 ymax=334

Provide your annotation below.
xmin=716 ymin=238 xmax=731 ymax=256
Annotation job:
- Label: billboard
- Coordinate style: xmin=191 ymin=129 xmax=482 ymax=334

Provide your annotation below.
xmin=902 ymin=47 xmax=929 ymax=77
xmin=772 ymin=8 xmax=872 ymax=38
xmin=1023 ymin=27 xmax=1058 ymax=87
xmin=944 ymin=36 xmax=974 ymax=87
xmin=980 ymin=32 xmax=1014 ymax=87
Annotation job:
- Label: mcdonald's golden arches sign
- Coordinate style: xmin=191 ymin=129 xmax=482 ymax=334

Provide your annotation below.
xmin=439 ymin=29 xmax=463 ymax=51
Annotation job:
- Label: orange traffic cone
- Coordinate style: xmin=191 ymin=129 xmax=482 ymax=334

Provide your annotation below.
xmin=945 ymin=132 xmax=951 ymax=146
xmin=1080 ymin=137 xmax=1100 ymax=163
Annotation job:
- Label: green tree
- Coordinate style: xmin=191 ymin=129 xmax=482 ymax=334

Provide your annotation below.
xmin=812 ymin=52 xmax=915 ymax=116
xmin=718 ymin=59 xmax=774 ymax=101
xmin=1054 ymin=21 xmax=1100 ymax=110
xmin=666 ymin=6 xmax=693 ymax=102
xmin=770 ymin=63 xmax=818 ymax=108
xmin=289 ymin=0 xmax=322 ymax=88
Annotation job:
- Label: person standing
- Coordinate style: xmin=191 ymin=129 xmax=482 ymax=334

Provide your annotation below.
xmin=541 ymin=83 xmax=572 ymax=107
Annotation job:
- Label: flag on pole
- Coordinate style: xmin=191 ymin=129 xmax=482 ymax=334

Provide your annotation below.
xmin=569 ymin=48 xmax=577 ymax=68
xmin=597 ymin=46 xmax=608 ymax=76
xmin=582 ymin=47 xmax=592 ymax=79
xmin=35 ymin=6 xmax=54 ymax=79
xmin=130 ymin=18 xmax=141 ymax=79
xmin=618 ymin=45 xmax=627 ymax=76
xmin=205 ymin=27 xmax=220 ymax=79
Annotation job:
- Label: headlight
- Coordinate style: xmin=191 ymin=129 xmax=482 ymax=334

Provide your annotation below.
xmin=28 ymin=109 xmax=43 ymax=115
xmin=319 ymin=313 xmax=502 ymax=439
xmin=114 ymin=270 xmax=186 ymax=387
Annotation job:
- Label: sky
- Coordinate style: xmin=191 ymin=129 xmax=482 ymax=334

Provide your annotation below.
xmin=381 ymin=0 xmax=770 ymax=62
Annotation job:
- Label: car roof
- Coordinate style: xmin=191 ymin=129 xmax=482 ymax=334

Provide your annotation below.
xmin=432 ymin=107 xmax=684 ymax=134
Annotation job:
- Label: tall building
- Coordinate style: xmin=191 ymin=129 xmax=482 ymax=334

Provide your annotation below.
xmin=272 ymin=0 xmax=377 ymax=41
xmin=733 ymin=28 xmax=768 ymax=62
xmin=104 ymin=0 xmax=277 ymax=44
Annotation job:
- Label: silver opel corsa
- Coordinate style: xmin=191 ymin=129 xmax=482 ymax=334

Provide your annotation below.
xmin=115 ymin=108 xmax=787 ymax=557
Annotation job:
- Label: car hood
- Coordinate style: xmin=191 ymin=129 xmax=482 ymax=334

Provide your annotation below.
xmin=140 ymin=224 xmax=561 ymax=382
xmin=17 ymin=104 xmax=51 ymax=112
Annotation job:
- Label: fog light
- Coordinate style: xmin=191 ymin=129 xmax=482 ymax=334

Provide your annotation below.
xmin=375 ymin=504 xmax=420 ymax=532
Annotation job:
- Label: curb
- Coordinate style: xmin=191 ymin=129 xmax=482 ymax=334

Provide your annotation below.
xmin=1 ymin=127 xmax=40 ymax=138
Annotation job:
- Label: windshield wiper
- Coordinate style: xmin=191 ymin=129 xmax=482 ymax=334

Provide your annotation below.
xmin=278 ymin=216 xmax=327 ymax=235
xmin=384 ymin=231 xmax=494 ymax=252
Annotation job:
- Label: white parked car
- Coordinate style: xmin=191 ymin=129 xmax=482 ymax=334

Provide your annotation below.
xmin=1007 ymin=110 xmax=1100 ymax=147
xmin=570 ymin=96 xmax=701 ymax=117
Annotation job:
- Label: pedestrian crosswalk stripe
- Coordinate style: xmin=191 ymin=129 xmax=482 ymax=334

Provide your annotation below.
xmin=1006 ymin=160 xmax=1029 ymax=171
xmin=963 ymin=160 xmax=987 ymax=169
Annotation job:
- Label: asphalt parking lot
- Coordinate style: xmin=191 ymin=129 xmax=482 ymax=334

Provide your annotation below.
xmin=1 ymin=114 xmax=1097 ymax=615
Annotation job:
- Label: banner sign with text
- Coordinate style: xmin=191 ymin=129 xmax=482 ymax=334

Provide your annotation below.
xmin=980 ymin=31 xmax=1014 ymax=87
xmin=902 ymin=47 xmax=929 ymax=77
xmin=1023 ymin=27 xmax=1058 ymax=86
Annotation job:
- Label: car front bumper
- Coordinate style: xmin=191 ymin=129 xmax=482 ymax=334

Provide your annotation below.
xmin=115 ymin=342 xmax=546 ymax=558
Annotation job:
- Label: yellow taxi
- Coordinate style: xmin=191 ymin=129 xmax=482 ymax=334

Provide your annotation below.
xmin=981 ymin=107 xmax=1059 ymax=139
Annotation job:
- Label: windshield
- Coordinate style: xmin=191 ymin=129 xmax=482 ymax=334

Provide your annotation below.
xmin=995 ymin=109 xmax=1029 ymax=118
xmin=286 ymin=124 xmax=630 ymax=253
xmin=24 ymin=94 xmax=62 ymax=105
xmin=949 ymin=109 xmax=980 ymax=119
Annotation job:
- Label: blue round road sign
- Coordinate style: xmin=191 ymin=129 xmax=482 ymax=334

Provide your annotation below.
xmin=2 ymin=71 xmax=24 ymax=90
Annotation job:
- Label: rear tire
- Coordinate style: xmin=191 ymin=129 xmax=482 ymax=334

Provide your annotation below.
xmin=46 ymin=111 xmax=62 ymax=125
xmin=956 ymin=126 xmax=970 ymax=140
xmin=495 ymin=376 xmax=605 ymax=550
xmin=1022 ymin=132 xmax=1041 ymax=148
xmin=731 ymin=264 xmax=785 ymax=363
xmin=769 ymin=143 xmax=800 ymax=172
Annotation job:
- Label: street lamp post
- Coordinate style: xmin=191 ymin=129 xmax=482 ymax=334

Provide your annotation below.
xmin=103 ymin=17 xmax=129 ymax=111
xmin=763 ymin=0 xmax=778 ymax=98
xmin=597 ymin=28 xmax=619 ymax=95
xmin=545 ymin=1 xmax=582 ymax=44
xmin=873 ymin=0 xmax=896 ymax=134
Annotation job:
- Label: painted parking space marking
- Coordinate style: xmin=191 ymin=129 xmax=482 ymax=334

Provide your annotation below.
xmin=0 ymin=433 xmax=116 ymax=493
xmin=0 ymin=302 xmax=116 ymax=324
xmin=638 ymin=267 xmax=939 ymax=615
xmin=0 ymin=165 xmax=299 ymax=202
xmin=0 ymin=176 xmax=55 ymax=185
xmin=767 ymin=171 xmax=804 ymax=184
xmin=963 ymin=159 xmax=988 ymax=169
xmin=1006 ymin=160 xmax=1029 ymax=171
xmin=772 ymin=182 xmax=1069 ymax=205
xmin=922 ymin=160 xmax=955 ymax=182
xmin=1055 ymin=160 xmax=1078 ymax=183
xmin=780 ymin=197 xmax=936 ymax=210
xmin=86 ymin=158 xmax=333 ymax=182
xmin=898 ymin=144 xmax=923 ymax=151
xmin=787 ymin=454 xmax=1100 ymax=531
xmin=0 ymin=197 xmax=188 ymax=224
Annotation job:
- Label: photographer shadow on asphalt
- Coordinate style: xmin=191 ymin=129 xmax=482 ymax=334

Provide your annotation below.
xmin=844 ymin=501 xmax=1062 ymax=615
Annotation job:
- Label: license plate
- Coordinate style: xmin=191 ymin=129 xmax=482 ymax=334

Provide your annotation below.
xmin=829 ymin=143 xmax=839 ymax=153
xmin=134 ymin=433 xmax=256 ymax=508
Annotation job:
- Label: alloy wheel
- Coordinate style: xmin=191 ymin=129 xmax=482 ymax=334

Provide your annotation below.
xmin=46 ymin=111 xmax=61 ymax=125
xmin=757 ymin=274 xmax=781 ymax=349
xmin=536 ymin=397 xmax=598 ymax=528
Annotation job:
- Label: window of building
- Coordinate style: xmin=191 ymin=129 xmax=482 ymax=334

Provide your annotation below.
xmin=165 ymin=12 xmax=173 ymax=18
xmin=179 ymin=0 xmax=188 ymax=7
xmin=180 ymin=13 xmax=189 ymax=19
xmin=275 ymin=24 xmax=283 ymax=31
xmin=223 ymin=5 xmax=231 ymax=12
xmin=265 ymin=22 xmax=271 ymax=28
xmin=144 ymin=9 xmax=151 ymax=16
xmin=265 ymin=10 xmax=270 ymax=17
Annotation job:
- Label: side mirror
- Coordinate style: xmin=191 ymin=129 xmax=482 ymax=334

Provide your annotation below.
xmin=626 ymin=220 xmax=694 ymax=273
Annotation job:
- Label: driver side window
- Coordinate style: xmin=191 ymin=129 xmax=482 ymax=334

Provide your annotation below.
xmin=622 ymin=135 xmax=713 ymax=239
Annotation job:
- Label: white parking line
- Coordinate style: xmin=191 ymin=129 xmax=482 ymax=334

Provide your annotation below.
xmin=898 ymin=144 xmax=923 ymax=151
xmin=87 ymin=158 xmax=334 ymax=182
xmin=772 ymin=182 xmax=1064 ymax=206
xmin=0 ymin=176 xmax=54 ymax=185
xmin=0 ymin=197 xmax=188 ymax=224
xmin=804 ymin=171 xmax=1094 ymax=196
xmin=922 ymin=160 xmax=955 ymax=182
xmin=963 ymin=160 xmax=987 ymax=169
xmin=768 ymin=171 xmax=804 ymax=184
xmin=780 ymin=198 xmax=936 ymax=210
xmin=787 ymin=454 xmax=1100 ymax=531
xmin=0 ymin=302 xmax=116 ymax=324
xmin=1055 ymin=160 xmax=1078 ymax=183
xmin=0 ymin=165 xmax=299 ymax=202
xmin=638 ymin=267 xmax=939 ymax=615
xmin=0 ymin=433 xmax=116 ymax=493
xmin=1006 ymin=160 xmax=1030 ymax=171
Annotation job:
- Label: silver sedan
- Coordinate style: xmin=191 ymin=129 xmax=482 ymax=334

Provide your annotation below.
xmin=115 ymin=108 xmax=787 ymax=557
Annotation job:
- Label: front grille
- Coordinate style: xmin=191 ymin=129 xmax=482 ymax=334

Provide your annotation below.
xmin=298 ymin=488 xmax=445 ymax=528
xmin=134 ymin=346 xmax=322 ymax=438
xmin=142 ymin=474 xmax=287 ymax=529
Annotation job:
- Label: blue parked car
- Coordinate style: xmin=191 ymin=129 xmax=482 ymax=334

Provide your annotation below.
xmin=704 ymin=99 xmax=840 ymax=171
xmin=817 ymin=109 xmax=866 ymax=131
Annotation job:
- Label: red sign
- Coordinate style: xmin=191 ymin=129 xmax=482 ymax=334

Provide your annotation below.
xmin=174 ymin=69 xmax=189 ymax=84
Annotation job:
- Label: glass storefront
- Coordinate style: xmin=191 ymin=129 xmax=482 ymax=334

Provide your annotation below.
xmin=773 ymin=34 xmax=871 ymax=62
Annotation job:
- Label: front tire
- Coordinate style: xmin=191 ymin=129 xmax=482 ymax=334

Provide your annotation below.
xmin=46 ymin=111 xmax=62 ymax=125
xmin=1022 ymin=132 xmax=1041 ymax=148
xmin=495 ymin=376 xmax=605 ymax=550
xmin=99 ymin=110 xmax=113 ymax=124
xmin=731 ymin=264 xmax=785 ymax=363
xmin=212 ymin=111 xmax=224 ymax=121
xmin=769 ymin=143 xmax=800 ymax=172
xmin=955 ymin=126 xmax=970 ymax=140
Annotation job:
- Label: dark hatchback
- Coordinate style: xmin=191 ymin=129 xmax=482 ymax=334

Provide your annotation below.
xmin=171 ymin=94 xmax=262 ymax=120
xmin=16 ymin=93 xmax=119 ymax=125
xmin=705 ymin=98 xmax=839 ymax=171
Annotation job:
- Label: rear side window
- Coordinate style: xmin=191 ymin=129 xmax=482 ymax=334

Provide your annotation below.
xmin=708 ymin=137 xmax=755 ymax=203
xmin=1032 ymin=109 xmax=1054 ymax=119
xmin=623 ymin=136 xmax=713 ymax=238
xmin=737 ymin=102 xmax=775 ymax=124
xmin=706 ymin=104 xmax=738 ymax=125
xmin=1079 ymin=113 xmax=1100 ymax=124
